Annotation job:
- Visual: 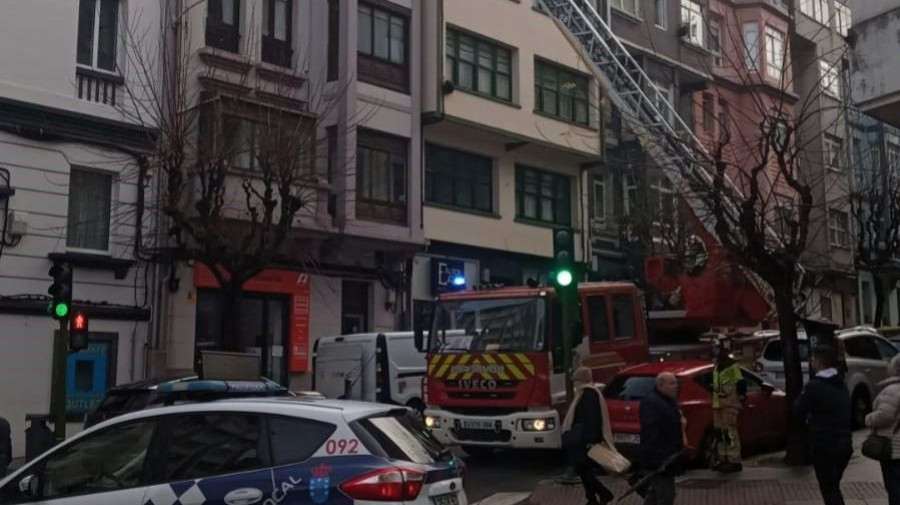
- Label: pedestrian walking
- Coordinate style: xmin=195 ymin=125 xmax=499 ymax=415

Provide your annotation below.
xmin=0 ymin=416 xmax=10 ymax=477
xmin=864 ymin=354 xmax=900 ymax=505
xmin=638 ymin=372 xmax=683 ymax=505
xmin=710 ymin=335 xmax=746 ymax=473
xmin=562 ymin=367 xmax=615 ymax=505
xmin=796 ymin=344 xmax=853 ymax=505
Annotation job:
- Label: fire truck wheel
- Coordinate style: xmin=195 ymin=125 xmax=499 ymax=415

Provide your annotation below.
xmin=462 ymin=445 xmax=495 ymax=459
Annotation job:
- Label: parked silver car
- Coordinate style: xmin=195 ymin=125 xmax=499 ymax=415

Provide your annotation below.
xmin=754 ymin=327 xmax=899 ymax=427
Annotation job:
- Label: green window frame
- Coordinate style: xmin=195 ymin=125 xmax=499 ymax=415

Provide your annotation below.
xmin=446 ymin=29 xmax=512 ymax=102
xmin=425 ymin=144 xmax=493 ymax=213
xmin=516 ymin=165 xmax=571 ymax=225
xmin=534 ymin=59 xmax=590 ymax=125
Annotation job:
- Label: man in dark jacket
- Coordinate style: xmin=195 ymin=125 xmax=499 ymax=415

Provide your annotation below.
xmin=796 ymin=345 xmax=853 ymax=505
xmin=0 ymin=416 xmax=10 ymax=477
xmin=639 ymin=372 xmax=683 ymax=505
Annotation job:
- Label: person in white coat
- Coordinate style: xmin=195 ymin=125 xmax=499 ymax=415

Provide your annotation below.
xmin=865 ymin=354 xmax=900 ymax=505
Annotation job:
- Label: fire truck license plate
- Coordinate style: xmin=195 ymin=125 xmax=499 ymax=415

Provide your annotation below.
xmin=433 ymin=493 xmax=460 ymax=505
xmin=461 ymin=419 xmax=496 ymax=430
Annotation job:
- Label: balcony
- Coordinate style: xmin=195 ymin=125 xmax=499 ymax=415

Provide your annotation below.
xmin=76 ymin=67 xmax=124 ymax=106
xmin=205 ymin=18 xmax=240 ymax=53
xmin=851 ymin=6 xmax=900 ymax=128
xmin=262 ymin=36 xmax=292 ymax=68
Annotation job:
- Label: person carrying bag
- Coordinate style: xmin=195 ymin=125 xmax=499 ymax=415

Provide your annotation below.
xmin=562 ymin=367 xmax=627 ymax=505
xmin=864 ymin=355 xmax=900 ymax=505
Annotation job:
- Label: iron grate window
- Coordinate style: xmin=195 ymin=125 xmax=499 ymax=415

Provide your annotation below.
xmin=446 ymin=29 xmax=512 ymax=102
xmin=516 ymin=165 xmax=571 ymax=225
xmin=425 ymin=144 xmax=493 ymax=213
xmin=534 ymin=60 xmax=590 ymax=125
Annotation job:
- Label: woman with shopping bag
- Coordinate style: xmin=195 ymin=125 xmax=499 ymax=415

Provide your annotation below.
xmin=864 ymin=354 xmax=900 ymax=505
xmin=562 ymin=367 xmax=630 ymax=505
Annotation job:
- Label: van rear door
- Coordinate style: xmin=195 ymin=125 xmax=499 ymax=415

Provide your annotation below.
xmin=315 ymin=341 xmax=365 ymax=399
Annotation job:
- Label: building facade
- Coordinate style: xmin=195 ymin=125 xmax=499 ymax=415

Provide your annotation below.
xmin=849 ymin=0 xmax=900 ymax=128
xmin=154 ymin=0 xmax=427 ymax=390
xmin=411 ymin=0 xmax=603 ymax=322
xmin=0 ymin=0 xmax=160 ymax=456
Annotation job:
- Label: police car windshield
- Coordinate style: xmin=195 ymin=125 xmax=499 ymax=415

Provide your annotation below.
xmin=430 ymin=297 xmax=546 ymax=353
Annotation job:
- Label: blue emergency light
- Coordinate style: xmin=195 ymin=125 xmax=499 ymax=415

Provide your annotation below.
xmin=451 ymin=275 xmax=466 ymax=287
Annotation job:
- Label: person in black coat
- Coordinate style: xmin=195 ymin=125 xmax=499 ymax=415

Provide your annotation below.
xmin=0 ymin=416 xmax=10 ymax=477
xmin=639 ymin=372 xmax=683 ymax=505
xmin=795 ymin=345 xmax=853 ymax=505
xmin=562 ymin=367 xmax=614 ymax=505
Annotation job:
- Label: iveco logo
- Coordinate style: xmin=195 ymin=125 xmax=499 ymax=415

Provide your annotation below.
xmin=460 ymin=379 xmax=498 ymax=389
xmin=450 ymin=364 xmax=505 ymax=375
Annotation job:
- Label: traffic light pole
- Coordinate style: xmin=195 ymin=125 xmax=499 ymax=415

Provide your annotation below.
xmin=50 ymin=321 xmax=68 ymax=442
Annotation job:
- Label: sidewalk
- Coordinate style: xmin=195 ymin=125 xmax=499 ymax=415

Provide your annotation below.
xmin=527 ymin=434 xmax=889 ymax=505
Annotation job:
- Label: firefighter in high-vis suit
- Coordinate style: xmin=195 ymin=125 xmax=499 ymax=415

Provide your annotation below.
xmin=711 ymin=336 xmax=747 ymax=473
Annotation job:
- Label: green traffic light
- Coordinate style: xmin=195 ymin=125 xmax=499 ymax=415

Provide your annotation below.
xmin=556 ymin=270 xmax=573 ymax=287
xmin=54 ymin=302 xmax=69 ymax=319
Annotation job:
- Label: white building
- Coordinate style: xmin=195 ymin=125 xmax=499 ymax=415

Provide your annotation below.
xmin=410 ymin=0 xmax=602 ymax=319
xmin=155 ymin=0 xmax=426 ymax=390
xmin=0 ymin=0 xmax=161 ymax=457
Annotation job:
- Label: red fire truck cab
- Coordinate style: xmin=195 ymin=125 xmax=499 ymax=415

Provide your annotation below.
xmin=419 ymin=282 xmax=649 ymax=452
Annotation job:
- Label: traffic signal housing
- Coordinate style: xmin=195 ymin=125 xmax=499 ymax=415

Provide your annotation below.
xmin=48 ymin=261 xmax=73 ymax=320
xmin=69 ymin=310 xmax=89 ymax=351
xmin=552 ymin=227 xmax=576 ymax=288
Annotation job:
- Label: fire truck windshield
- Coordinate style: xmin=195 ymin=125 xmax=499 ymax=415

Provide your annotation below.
xmin=429 ymin=297 xmax=546 ymax=353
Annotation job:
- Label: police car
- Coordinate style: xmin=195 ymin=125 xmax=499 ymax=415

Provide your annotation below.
xmin=0 ymin=398 xmax=467 ymax=505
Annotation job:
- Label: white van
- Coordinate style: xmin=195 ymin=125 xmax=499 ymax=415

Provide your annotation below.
xmin=312 ymin=332 xmax=427 ymax=414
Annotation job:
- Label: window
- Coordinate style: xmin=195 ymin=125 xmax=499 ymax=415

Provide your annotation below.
xmin=835 ymin=2 xmax=851 ymax=36
xmin=77 ymin=0 xmax=119 ymax=71
xmin=327 ymin=0 xmax=339 ymax=80
xmin=829 ymin=209 xmax=850 ymax=247
xmin=800 ymin=0 xmax=830 ymax=25
xmin=743 ymin=22 xmax=759 ymax=72
xmin=681 ymin=0 xmax=704 ymax=47
xmin=774 ymin=194 xmax=794 ymax=237
xmin=651 ymin=80 xmax=674 ymax=124
xmin=709 ymin=19 xmax=722 ymax=66
xmin=262 ymin=0 xmax=293 ymax=67
xmin=654 ymin=0 xmax=666 ymax=28
xmin=702 ymin=93 xmax=715 ymax=132
xmin=358 ymin=2 xmax=409 ymax=92
xmin=876 ymin=338 xmax=899 ymax=359
xmin=425 ymin=144 xmax=493 ymax=213
xmin=352 ymin=411 xmax=446 ymax=464
xmin=888 ymin=142 xmax=900 ymax=170
xmin=718 ymin=99 xmax=730 ymax=142
xmin=612 ymin=294 xmax=635 ymax=340
xmin=765 ymin=26 xmax=785 ymax=81
xmin=67 ymin=169 xmax=112 ymax=251
xmin=611 ymin=0 xmax=640 ymax=17
xmin=844 ymin=337 xmax=881 ymax=361
xmin=269 ymin=416 xmax=336 ymax=465
xmin=587 ymin=295 xmax=611 ymax=343
xmin=604 ymin=375 xmax=658 ymax=401
xmin=593 ymin=176 xmax=606 ymax=221
xmin=624 ymin=173 xmax=639 ymax=215
xmin=446 ymin=30 xmax=512 ymax=102
xmin=825 ymin=135 xmax=842 ymax=170
xmin=516 ymin=165 xmax=571 ymax=225
xmin=206 ymin=0 xmax=241 ymax=53
xmin=820 ymin=60 xmax=841 ymax=98
xmin=763 ymin=339 xmax=811 ymax=361
xmin=534 ymin=60 xmax=590 ymax=125
xmin=41 ymin=421 xmax=154 ymax=499
xmin=163 ymin=414 xmax=266 ymax=481
xmin=357 ymin=129 xmax=408 ymax=224
xmin=821 ymin=294 xmax=833 ymax=321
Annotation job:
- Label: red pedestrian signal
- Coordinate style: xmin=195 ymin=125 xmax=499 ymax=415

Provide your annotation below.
xmin=69 ymin=310 xmax=89 ymax=351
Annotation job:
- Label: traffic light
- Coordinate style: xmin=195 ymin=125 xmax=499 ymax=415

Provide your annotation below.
xmin=69 ymin=310 xmax=89 ymax=351
xmin=552 ymin=227 xmax=576 ymax=288
xmin=48 ymin=261 xmax=73 ymax=320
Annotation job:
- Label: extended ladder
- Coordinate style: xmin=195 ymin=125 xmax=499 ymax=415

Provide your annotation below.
xmin=536 ymin=0 xmax=787 ymax=305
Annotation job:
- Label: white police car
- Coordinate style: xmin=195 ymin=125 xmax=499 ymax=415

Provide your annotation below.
xmin=0 ymin=398 xmax=467 ymax=505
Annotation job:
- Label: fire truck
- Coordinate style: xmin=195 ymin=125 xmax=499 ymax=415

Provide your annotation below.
xmin=415 ymin=282 xmax=648 ymax=453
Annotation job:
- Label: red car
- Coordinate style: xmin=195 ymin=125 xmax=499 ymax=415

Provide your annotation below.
xmin=603 ymin=360 xmax=786 ymax=465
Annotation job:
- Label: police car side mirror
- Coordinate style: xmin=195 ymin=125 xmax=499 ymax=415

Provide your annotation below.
xmin=18 ymin=474 xmax=38 ymax=497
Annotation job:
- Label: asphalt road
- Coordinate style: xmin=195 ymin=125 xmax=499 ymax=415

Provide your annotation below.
xmin=458 ymin=448 xmax=568 ymax=503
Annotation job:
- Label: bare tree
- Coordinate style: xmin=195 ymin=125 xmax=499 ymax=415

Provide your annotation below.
xmin=117 ymin=2 xmax=371 ymax=351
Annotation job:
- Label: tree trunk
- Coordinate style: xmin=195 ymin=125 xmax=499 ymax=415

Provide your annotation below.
xmin=773 ymin=283 xmax=809 ymax=465
xmin=219 ymin=281 xmax=243 ymax=353
xmin=873 ymin=273 xmax=886 ymax=327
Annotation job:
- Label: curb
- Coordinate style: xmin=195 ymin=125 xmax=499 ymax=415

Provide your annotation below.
xmin=472 ymin=492 xmax=532 ymax=505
